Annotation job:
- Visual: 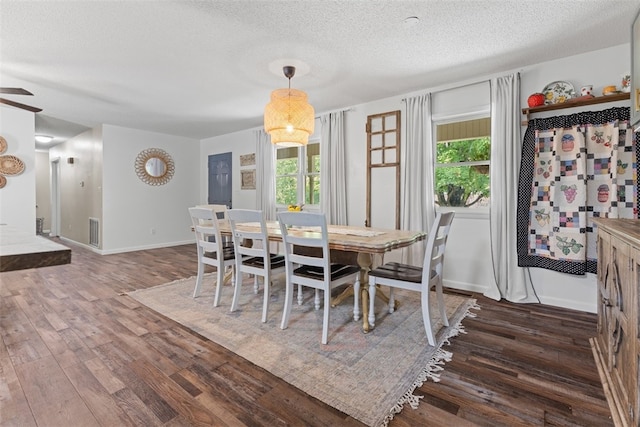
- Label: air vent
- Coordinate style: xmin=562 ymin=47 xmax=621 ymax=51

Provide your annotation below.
xmin=89 ymin=217 xmax=100 ymax=247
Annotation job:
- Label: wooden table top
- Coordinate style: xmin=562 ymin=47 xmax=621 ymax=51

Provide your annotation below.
xmin=217 ymin=220 xmax=427 ymax=254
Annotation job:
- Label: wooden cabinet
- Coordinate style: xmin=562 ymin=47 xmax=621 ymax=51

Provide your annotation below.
xmin=592 ymin=218 xmax=640 ymax=427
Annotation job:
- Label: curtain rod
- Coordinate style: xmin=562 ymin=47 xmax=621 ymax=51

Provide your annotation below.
xmin=402 ymin=67 xmax=524 ymax=101
xmin=314 ymin=107 xmax=354 ymax=119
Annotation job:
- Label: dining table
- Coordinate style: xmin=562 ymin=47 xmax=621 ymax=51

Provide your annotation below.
xmin=213 ymin=219 xmax=427 ymax=332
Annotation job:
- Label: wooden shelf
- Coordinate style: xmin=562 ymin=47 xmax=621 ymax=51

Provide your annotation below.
xmin=521 ymin=92 xmax=630 ymax=124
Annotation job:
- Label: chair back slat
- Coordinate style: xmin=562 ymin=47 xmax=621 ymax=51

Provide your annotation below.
xmin=189 ymin=207 xmax=225 ymax=254
xmin=278 ymin=212 xmax=331 ymax=284
xmin=421 ymin=211 xmax=455 ymax=287
xmin=227 ymin=209 xmax=271 ymax=269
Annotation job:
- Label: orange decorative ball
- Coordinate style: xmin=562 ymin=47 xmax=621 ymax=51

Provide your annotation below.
xmin=527 ymin=93 xmax=545 ymax=107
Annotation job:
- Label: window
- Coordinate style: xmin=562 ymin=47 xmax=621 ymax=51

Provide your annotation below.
xmin=434 ymin=117 xmax=490 ymax=209
xmin=275 ymin=141 xmax=320 ymax=207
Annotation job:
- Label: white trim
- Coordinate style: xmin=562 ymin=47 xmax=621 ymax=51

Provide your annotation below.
xmin=431 ymin=109 xmax=491 ymax=124
xmin=59 ymin=236 xmax=194 ymax=255
xmin=443 ymin=279 xmax=489 ymax=294
xmin=438 ymin=208 xmax=489 ymax=220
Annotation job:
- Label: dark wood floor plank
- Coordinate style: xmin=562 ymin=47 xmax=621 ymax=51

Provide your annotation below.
xmin=0 ymin=335 xmax=37 ymax=427
xmin=14 ymin=354 xmax=99 ymax=426
xmin=63 ymin=359 xmax=140 ymax=427
xmin=0 ymin=239 xmax=615 ymax=426
xmin=129 ymin=357 xmax=225 ymax=426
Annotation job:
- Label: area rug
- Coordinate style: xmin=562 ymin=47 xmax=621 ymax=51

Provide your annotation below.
xmin=128 ymin=273 xmax=478 ymax=427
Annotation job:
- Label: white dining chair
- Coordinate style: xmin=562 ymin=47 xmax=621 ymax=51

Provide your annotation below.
xmin=367 ymin=211 xmax=455 ymax=346
xmin=227 ymin=209 xmax=286 ymax=323
xmin=277 ymin=211 xmax=361 ymax=344
xmin=188 ymin=207 xmax=236 ymax=306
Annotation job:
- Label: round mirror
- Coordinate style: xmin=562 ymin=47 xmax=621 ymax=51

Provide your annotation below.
xmin=145 ymin=157 xmax=167 ymax=177
xmin=135 ymin=148 xmax=175 ymax=185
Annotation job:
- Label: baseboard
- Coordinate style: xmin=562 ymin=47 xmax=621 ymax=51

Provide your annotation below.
xmin=537 ymin=295 xmax=596 ymax=314
xmin=444 ymin=279 xmax=596 ymax=313
xmin=58 ymin=236 xmax=101 ymax=253
xmin=443 ymin=279 xmax=488 ymax=294
xmin=99 ymin=240 xmax=194 ymax=255
xmin=58 ymin=237 xmax=193 ymax=256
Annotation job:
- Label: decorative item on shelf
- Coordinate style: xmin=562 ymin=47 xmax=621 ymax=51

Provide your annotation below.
xmin=287 ymin=204 xmax=304 ymax=212
xmin=0 ymin=136 xmax=6 ymax=154
xmin=602 ymin=85 xmax=621 ymax=95
xmin=621 ymin=73 xmax=631 ymax=93
xmin=264 ymin=65 xmax=315 ymax=147
xmin=568 ymin=94 xmax=595 ymax=103
xmin=580 ymin=85 xmax=593 ymax=96
xmin=542 ymin=81 xmax=576 ymax=105
xmin=527 ymin=93 xmax=545 ymax=107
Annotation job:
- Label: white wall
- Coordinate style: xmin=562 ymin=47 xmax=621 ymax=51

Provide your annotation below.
xmin=0 ymin=106 xmax=36 ymax=232
xmin=200 ymin=43 xmax=632 ymax=313
xmin=102 ymin=125 xmax=200 ymax=253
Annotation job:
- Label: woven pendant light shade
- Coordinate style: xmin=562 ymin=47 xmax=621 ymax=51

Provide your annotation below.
xmin=264 ymin=67 xmax=315 ymax=146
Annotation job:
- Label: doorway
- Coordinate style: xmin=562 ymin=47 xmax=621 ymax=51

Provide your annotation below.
xmin=50 ymin=158 xmax=61 ymax=237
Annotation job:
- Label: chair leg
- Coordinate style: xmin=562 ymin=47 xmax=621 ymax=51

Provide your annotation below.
xmin=230 ymin=268 xmax=243 ymax=312
xmin=280 ymin=279 xmax=293 ymax=330
xmin=321 ymin=289 xmax=331 ymax=344
xmin=368 ymin=277 xmax=377 ymax=328
xmin=421 ymin=288 xmax=436 ymax=346
xmin=254 ymin=275 xmax=259 ymax=294
xmin=435 ymin=275 xmax=449 ymax=327
xmin=193 ymin=258 xmax=204 ymax=298
xmin=261 ymin=274 xmax=270 ymax=323
xmin=353 ymin=276 xmax=361 ymax=321
xmin=314 ymin=289 xmax=321 ymax=310
xmin=214 ymin=264 xmax=225 ymax=307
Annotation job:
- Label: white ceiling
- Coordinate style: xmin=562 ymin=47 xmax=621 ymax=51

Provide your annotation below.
xmin=1 ymin=0 xmax=639 ymax=149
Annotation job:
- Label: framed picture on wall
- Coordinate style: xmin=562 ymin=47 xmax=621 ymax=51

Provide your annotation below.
xmin=240 ymin=153 xmax=255 ymax=167
xmin=631 ymin=6 xmax=640 ymax=130
xmin=241 ymin=169 xmax=256 ymax=190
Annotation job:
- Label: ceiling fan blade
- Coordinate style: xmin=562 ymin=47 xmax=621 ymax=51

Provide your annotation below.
xmin=0 ymin=88 xmax=34 ymax=96
xmin=0 ymin=98 xmax=42 ymax=113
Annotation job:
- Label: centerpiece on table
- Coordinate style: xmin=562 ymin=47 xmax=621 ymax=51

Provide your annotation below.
xmin=287 ymin=204 xmax=304 ymax=212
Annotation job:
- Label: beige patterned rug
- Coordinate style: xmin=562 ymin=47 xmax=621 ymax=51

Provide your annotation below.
xmin=128 ymin=273 xmax=478 ymax=427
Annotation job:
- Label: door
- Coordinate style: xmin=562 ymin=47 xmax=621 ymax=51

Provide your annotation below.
xmin=208 ymin=152 xmax=232 ymax=208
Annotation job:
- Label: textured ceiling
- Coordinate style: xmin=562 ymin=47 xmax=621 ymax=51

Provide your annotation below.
xmin=1 ymin=0 xmax=639 ymax=149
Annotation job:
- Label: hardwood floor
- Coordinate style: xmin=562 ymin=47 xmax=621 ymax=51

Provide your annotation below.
xmin=1 ymin=239 xmax=613 ymax=426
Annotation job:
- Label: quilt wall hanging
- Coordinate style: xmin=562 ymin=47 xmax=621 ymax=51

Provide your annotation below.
xmin=517 ymin=106 xmax=638 ymax=275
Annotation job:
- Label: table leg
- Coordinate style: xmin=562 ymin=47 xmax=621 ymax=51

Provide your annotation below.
xmin=329 ymin=251 xmax=389 ymax=333
xmin=357 ymin=252 xmax=373 ymax=333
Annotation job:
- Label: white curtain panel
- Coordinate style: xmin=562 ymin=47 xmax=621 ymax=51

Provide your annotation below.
xmin=320 ymin=111 xmax=348 ymax=225
xmin=486 ymin=74 xmax=539 ymax=303
xmin=255 ymin=129 xmax=277 ymax=220
xmin=401 ymin=93 xmax=435 ymax=265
